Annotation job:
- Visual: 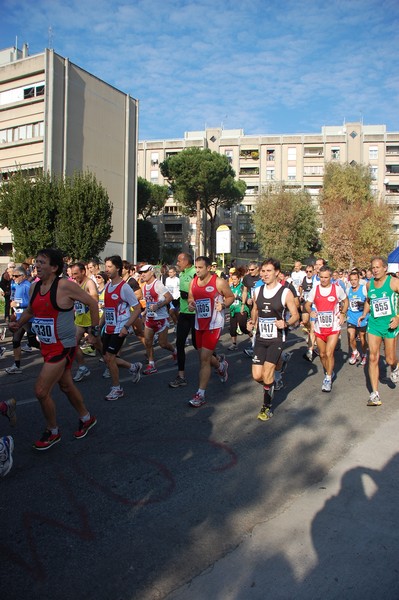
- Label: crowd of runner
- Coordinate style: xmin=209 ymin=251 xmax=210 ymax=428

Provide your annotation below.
xmin=1 ymin=250 xmax=398 ymax=476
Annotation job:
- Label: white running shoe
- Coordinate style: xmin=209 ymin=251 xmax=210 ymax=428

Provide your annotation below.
xmin=105 ymin=387 xmax=124 ymax=401
xmin=130 ymin=362 xmax=143 ymax=384
xmin=73 ymin=366 xmax=90 ymax=382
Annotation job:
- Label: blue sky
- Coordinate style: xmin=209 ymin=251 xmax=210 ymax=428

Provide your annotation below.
xmin=2 ymin=0 xmax=399 ymax=141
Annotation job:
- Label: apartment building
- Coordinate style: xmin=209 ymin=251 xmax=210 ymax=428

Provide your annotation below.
xmin=138 ymin=123 xmax=399 ymax=261
xmin=0 ymin=44 xmax=138 ymax=262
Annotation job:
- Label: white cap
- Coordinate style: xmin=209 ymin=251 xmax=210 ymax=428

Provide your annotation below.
xmin=139 ymin=264 xmax=153 ymax=273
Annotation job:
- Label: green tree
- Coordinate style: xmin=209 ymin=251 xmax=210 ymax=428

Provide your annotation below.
xmin=320 ymin=162 xmax=393 ymax=268
xmin=137 ymin=219 xmax=160 ymax=263
xmin=160 ymin=147 xmax=246 ymax=258
xmin=0 ymin=169 xmax=113 ymax=260
xmin=253 ymin=185 xmax=320 ymax=264
xmin=0 ymin=169 xmax=58 ymax=256
xmin=137 ymin=177 xmax=169 ymax=220
xmin=55 ymin=172 xmax=113 ymax=260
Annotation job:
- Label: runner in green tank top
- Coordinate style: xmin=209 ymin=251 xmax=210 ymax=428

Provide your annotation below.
xmin=358 ymin=257 xmax=399 ymax=407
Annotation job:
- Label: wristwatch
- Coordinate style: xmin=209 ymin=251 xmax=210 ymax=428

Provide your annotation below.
xmin=90 ymin=325 xmax=100 ymax=337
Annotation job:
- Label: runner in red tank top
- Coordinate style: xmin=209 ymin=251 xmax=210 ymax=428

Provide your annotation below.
xmin=9 ymin=248 xmax=100 ymax=450
xmin=304 ymin=265 xmax=348 ymax=393
xmin=186 ymin=256 xmax=234 ymax=407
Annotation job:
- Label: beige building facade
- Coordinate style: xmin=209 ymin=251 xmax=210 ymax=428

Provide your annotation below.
xmin=0 ymin=44 xmax=138 ymax=263
xmin=138 ymin=123 xmax=399 ymax=262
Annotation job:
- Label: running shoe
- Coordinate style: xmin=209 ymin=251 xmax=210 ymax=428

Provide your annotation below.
xmin=218 ymin=358 xmax=229 ymax=383
xmin=367 ymin=391 xmax=382 ymax=406
xmin=349 ymin=350 xmax=360 ymax=365
xmin=0 ymin=346 xmax=6 ymax=358
xmin=274 ymin=377 xmax=284 ymax=391
xmin=3 ymin=398 xmax=16 ymax=426
xmin=303 ymin=349 xmax=313 ymax=362
xmin=390 ymin=366 xmax=399 ymax=384
xmin=360 ymin=354 xmax=367 ymax=367
xmin=81 ymin=346 xmax=96 ymax=356
xmin=33 ymin=429 xmax=61 ymax=451
xmin=73 ymin=366 xmax=90 ymax=382
xmin=257 ymin=406 xmax=273 ymax=421
xmin=0 ymin=435 xmax=14 ymax=477
xmin=130 ymin=362 xmax=143 ymax=383
xmin=102 ymin=368 xmax=111 ymax=378
xmin=143 ymin=364 xmax=157 ymax=375
xmin=321 ymin=377 xmax=332 ymax=392
xmin=169 ymin=375 xmax=187 ymax=388
xmin=5 ymin=364 xmax=22 ymax=374
xmin=228 ymin=344 xmax=237 ymax=351
xmin=189 ymin=393 xmax=206 ymax=408
xmin=74 ymin=415 xmax=97 ymax=439
xmin=21 ymin=343 xmax=33 ymax=353
xmin=281 ymin=351 xmax=292 ymax=374
xmin=313 ymin=346 xmax=320 ymax=357
xmin=105 ymin=387 xmax=124 ymax=401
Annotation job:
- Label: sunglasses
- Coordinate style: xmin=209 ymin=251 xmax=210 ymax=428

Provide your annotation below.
xmin=306 ymin=270 xmax=313 ymax=273
xmin=12 ymin=274 xmax=22 ymax=278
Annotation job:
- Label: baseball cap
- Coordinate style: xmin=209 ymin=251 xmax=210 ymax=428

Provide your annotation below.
xmin=138 ymin=264 xmax=153 ymax=273
xmin=212 ymin=261 xmax=217 ymax=266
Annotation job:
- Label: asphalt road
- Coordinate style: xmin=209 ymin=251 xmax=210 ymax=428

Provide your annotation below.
xmin=1 ymin=322 xmax=398 ymax=600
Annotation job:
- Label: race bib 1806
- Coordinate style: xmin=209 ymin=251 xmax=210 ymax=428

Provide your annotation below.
xmin=318 ymin=311 xmax=333 ymax=328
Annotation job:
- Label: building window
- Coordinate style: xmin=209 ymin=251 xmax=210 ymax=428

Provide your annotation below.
xmin=304 ymin=165 xmax=324 ymax=176
xmin=266 ymin=167 xmax=275 ymax=180
xmin=369 ymin=146 xmax=378 ymax=160
xmin=164 ymin=223 xmax=182 ymax=232
xmin=150 ymin=170 xmax=158 ymax=183
xmin=287 ymin=166 xmax=296 ymax=181
xmin=331 ymin=147 xmax=340 ymax=160
xmin=287 ymin=147 xmax=297 ymax=161
xmin=267 ymin=149 xmax=275 ymax=161
xmin=370 ymin=166 xmax=378 ymax=180
xmin=0 ymin=121 xmax=44 ymax=145
xmin=151 ymin=152 xmax=159 ymax=166
xmin=225 ymin=150 xmax=233 ymax=163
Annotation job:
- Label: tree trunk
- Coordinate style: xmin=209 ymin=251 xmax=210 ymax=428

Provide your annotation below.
xmin=195 ymin=197 xmax=201 ymax=259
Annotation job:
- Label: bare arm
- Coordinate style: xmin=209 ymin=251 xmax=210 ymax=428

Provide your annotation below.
xmin=216 ymin=277 xmax=235 ymax=310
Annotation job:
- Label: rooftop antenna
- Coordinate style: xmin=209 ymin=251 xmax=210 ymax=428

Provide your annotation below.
xmin=48 ymin=26 xmax=53 ymax=49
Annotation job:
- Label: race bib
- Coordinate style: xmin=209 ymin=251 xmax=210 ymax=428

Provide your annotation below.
xmin=105 ymin=307 xmax=116 ymax=325
xmin=318 ymin=311 xmax=333 ymax=328
xmin=195 ymin=298 xmax=211 ymax=319
xmin=371 ymin=297 xmax=392 ymax=317
xmin=349 ymin=299 xmax=361 ymax=312
xmin=74 ymin=300 xmax=87 ymax=315
xmin=258 ymin=317 xmax=277 ymax=339
xmin=32 ymin=318 xmax=56 ymax=344
xmin=146 ymin=301 xmax=156 ymax=318
xmin=14 ymin=297 xmax=23 ymax=315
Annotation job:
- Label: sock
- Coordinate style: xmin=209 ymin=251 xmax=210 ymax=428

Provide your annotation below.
xmin=50 ymin=427 xmax=59 ymax=435
xmin=325 ymin=374 xmax=332 ymax=381
xmin=197 ymin=389 xmax=205 ymax=397
xmin=15 ymin=361 xmax=21 ymax=368
xmin=263 ymin=384 xmax=274 ymax=408
xmin=149 ymin=361 xmax=155 ymax=366
xmin=81 ymin=413 xmax=91 ymax=423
